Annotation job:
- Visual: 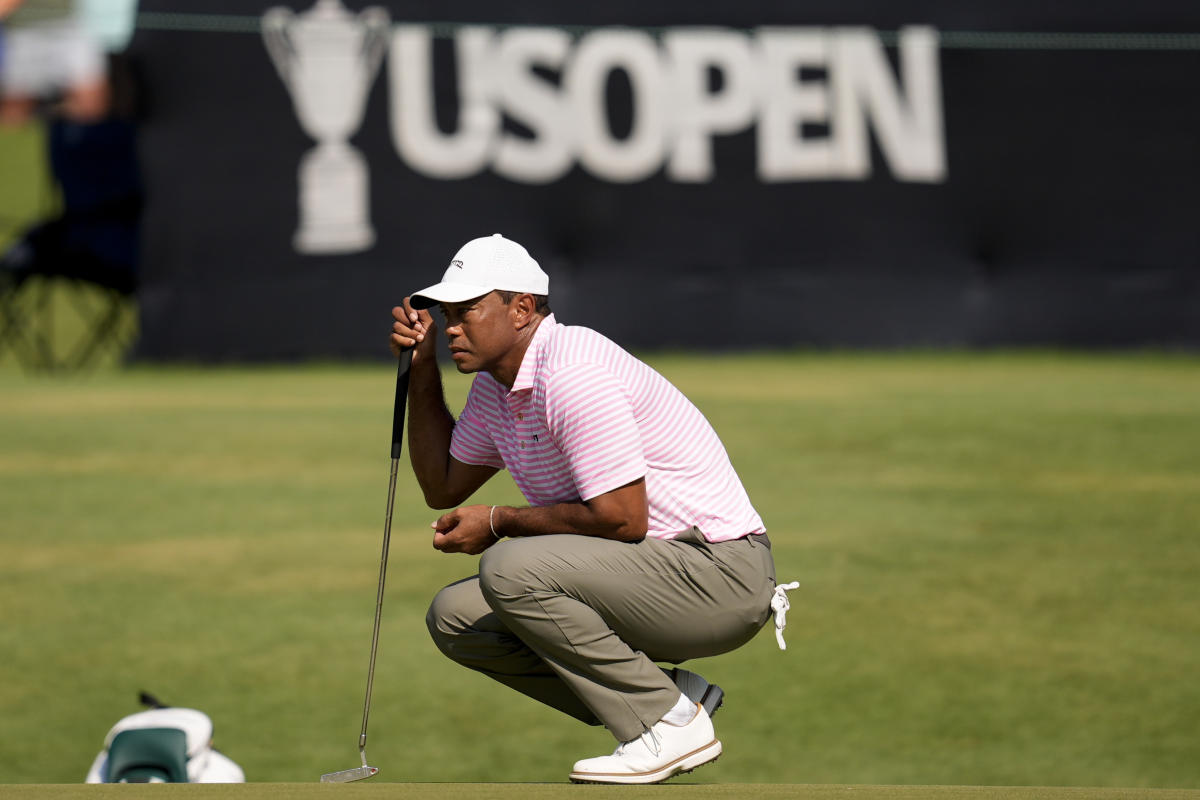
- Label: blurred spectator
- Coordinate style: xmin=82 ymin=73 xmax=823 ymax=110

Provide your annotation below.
xmin=0 ymin=0 xmax=109 ymax=125
xmin=0 ymin=110 xmax=141 ymax=294
xmin=0 ymin=0 xmax=142 ymax=370
xmin=81 ymin=0 xmax=138 ymax=53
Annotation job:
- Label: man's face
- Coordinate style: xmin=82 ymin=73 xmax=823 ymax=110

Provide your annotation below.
xmin=438 ymin=291 xmax=516 ymax=374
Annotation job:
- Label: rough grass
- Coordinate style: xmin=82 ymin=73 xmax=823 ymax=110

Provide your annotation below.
xmin=0 ymin=353 xmax=1198 ymax=788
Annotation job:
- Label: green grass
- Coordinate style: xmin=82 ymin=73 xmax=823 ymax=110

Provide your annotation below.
xmin=1 ymin=352 xmax=1198 ymax=788
xmin=0 ymin=122 xmax=57 ymax=247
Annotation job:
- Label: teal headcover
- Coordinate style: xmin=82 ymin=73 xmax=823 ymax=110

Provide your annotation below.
xmin=107 ymin=728 xmax=189 ymax=783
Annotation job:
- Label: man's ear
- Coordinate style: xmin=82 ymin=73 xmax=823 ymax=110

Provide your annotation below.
xmin=512 ymin=293 xmax=537 ymax=329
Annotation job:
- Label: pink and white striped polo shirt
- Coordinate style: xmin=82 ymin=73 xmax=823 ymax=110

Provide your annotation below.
xmin=449 ymin=315 xmax=765 ymax=542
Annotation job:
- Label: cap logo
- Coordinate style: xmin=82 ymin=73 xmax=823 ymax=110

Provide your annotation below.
xmin=450 ymin=260 xmax=463 ymax=269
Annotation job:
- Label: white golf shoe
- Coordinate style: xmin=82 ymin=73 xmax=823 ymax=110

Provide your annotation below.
xmin=568 ymin=703 xmax=722 ymax=785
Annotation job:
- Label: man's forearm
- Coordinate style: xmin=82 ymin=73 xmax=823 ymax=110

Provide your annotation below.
xmin=406 ymin=358 xmax=457 ymax=505
xmin=489 ymin=479 xmax=649 ymax=543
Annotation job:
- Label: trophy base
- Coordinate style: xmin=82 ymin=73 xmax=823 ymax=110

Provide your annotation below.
xmin=294 ymin=224 xmax=376 ymax=255
xmin=294 ymin=142 xmax=375 ymax=255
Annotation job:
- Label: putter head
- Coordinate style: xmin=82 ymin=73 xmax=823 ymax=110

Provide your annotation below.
xmin=320 ymin=765 xmax=379 ymax=783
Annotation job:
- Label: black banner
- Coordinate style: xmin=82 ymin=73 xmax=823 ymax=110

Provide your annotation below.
xmin=128 ymin=2 xmax=1200 ymax=360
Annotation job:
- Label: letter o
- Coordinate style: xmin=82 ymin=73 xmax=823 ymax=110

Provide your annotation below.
xmin=566 ymin=30 xmax=666 ymax=182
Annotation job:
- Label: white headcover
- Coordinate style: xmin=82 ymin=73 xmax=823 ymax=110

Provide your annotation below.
xmin=103 ymin=708 xmax=213 ymax=758
xmin=86 ymin=707 xmax=245 ymax=783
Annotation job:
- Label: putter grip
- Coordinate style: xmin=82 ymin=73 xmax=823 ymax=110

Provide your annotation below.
xmin=390 ymin=348 xmax=413 ymax=459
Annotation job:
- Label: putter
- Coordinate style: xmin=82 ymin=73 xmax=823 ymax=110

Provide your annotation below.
xmin=321 ymin=349 xmax=412 ymax=783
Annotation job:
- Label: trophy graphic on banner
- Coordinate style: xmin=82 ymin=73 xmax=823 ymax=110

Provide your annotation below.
xmin=262 ymin=0 xmax=390 ymax=255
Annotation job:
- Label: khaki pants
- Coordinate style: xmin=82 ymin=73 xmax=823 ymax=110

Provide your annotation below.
xmin=426 ymin=529 xmax=776 ymax=742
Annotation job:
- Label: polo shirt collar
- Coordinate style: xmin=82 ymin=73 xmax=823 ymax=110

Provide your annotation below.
xmin=510 ymin=314 xmax=557 ymax=394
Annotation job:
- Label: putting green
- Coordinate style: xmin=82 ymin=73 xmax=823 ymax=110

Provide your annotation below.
xmin=3 ymin=356 xmax=1198 ymax=787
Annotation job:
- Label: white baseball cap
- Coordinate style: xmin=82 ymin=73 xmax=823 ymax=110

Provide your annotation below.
xmin=410 ymin=234 xmax=549 ymax=309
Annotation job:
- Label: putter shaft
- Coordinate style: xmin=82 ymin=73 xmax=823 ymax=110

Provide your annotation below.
xmin=321 ymin=352 xmax=411 ymax=783
xmin=359 ymin=457 xmax=398 ymax=754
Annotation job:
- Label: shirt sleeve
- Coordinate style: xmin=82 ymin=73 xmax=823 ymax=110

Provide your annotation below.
xmin=449 ymin=378 xmax=506 ymax=470
xmin=543 ymin=363 xmax=647 ymax=501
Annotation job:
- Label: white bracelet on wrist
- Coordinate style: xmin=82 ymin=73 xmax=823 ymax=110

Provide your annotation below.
xmin=489 ymin=505 xmax=503 ymax=540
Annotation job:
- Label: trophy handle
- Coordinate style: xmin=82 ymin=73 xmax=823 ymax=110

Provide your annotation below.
xmin=261 ymin=6 xmax=296 ymax=87
xmin=359 ymin=7 xmax=392 ymax=80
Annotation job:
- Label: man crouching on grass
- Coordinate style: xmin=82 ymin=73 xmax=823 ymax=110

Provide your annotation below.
xmin=389 ymin=233 xmax=780 ymax=784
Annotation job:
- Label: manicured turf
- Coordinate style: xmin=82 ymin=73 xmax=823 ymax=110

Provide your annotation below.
xmin=1 ymin=353 xmax=1198 ymax=789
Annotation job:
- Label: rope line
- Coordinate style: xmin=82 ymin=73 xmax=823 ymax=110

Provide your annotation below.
xmin=133 ymin=13 xmax=1200 ymax=51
